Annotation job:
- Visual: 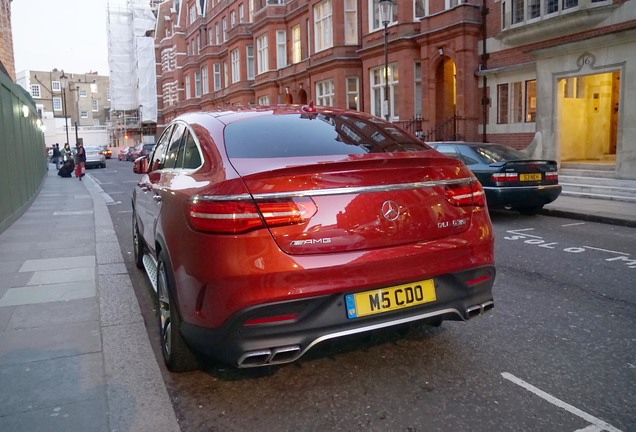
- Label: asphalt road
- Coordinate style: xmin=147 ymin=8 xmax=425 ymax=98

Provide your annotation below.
xmin=93 ymin=160 xmax=636 ymax=432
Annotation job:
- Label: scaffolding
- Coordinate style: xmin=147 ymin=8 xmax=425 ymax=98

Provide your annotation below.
xmin=107 ymin=0 xmax=158 ymax=147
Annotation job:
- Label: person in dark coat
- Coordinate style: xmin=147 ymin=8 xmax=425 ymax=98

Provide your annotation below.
xmin=57 ymin=158 xmax=75 ymax=178
xmin=52 ymin=143 xmax=61 ymax=170
xmin=75 ymin=144 xmax=86 ymax=181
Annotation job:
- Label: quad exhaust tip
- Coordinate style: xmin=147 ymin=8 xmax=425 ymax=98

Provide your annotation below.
xmin=465 ymin=300 xmax=494 ymax=319
xmin=238 ymin=345 xmax=301 ymax=368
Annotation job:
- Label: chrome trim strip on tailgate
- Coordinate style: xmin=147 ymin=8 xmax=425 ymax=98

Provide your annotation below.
xmin=192 ymin=177 xmax=475 ymax=201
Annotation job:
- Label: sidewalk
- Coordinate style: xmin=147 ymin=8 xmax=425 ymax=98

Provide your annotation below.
xmin=0 ymin=170 xmax=635 ymax=432
xmin=0 ymin=168 xmax=179 ymax=432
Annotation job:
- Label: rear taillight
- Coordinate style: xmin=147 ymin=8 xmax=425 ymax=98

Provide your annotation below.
xmin=445 ymin=181 xmax=486 ymax=207
xmin=545 ymin=171 xmax=558 ymax=182
xmin=491 ymin=172 xmax=518 ymax=184
xmin=187 ymin=196 xmax=317 ymax=234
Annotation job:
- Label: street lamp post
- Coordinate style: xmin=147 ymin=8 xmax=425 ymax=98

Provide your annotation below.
xmin=59 ymin=71 xmax=70 ymax=145
xmin=379 ymin=0 xmax=394 ymax=122
xmin=378 ymin=0 xmax=393 ymax=121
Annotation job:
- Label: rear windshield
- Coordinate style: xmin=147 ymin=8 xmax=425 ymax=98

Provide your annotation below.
xmin=472 ymin=144 xmax=529 ymax=164
xmin=224 ymin=113 xmax=430 ymax=158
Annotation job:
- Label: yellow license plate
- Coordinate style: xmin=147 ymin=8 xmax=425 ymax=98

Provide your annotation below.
xmin=345 ymin=279 xmax=436 ymax=319
xmin=520 ymin=173 xmax=542 ymax=181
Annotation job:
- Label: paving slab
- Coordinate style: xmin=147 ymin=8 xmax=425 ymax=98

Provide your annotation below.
xmin=5 ymin=298 xmax=98 ymax=330
xmin=0 ymin=280 xmax=96 ymax=307
xmin=19 ymin=255 xmax=95 ymax=272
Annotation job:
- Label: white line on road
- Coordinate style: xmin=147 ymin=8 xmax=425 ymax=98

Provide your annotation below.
xmin=562 ymin=222 xmax=586 ymax=227
xmin=118 ymin=210 xmax=133 ymax=213
xmin=582 ymin=246 xmax=629 ymax=256
xmin=574 ymin=425 xmax=605 ymax=432
xmin=501 ymin=373 xmax=622 ymax=432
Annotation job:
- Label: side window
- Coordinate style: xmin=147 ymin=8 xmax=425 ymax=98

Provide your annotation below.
xmin=181 ymin=129 xmax=202 ymax=169
xmin=149 ymin=125 xmax=173 ymax=172
xmin=164 ymin=123 xmax=186 ymax=169
xmin=456 ymin=147 xmax=480 ymax=166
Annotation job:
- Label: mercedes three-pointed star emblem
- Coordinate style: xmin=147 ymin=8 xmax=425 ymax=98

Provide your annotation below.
xmin=381 ymin=200 xmax=400 ymax=221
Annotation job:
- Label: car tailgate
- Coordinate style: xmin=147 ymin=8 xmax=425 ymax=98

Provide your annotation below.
xmin=231 ymin=154 xmax=482 ymax=255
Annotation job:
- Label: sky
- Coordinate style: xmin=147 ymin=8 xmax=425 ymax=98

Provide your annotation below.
xmin=11 ymin=0 xmax=125 ymax=76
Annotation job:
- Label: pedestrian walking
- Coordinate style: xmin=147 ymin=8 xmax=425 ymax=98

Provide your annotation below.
xmin=52 ymin=143 xmax=62 ymax=170
xmin=75 ymin=143 xmax=86 ymax=181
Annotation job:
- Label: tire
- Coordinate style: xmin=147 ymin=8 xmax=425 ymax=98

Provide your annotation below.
xmin=132 ymin=210 xmax=145 ymax=269
xmin=516 ymin=205 xmax=543 ymax=215
xmin=157 ymin=250 xmax=200 ymax=372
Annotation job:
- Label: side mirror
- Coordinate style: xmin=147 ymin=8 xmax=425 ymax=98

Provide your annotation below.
xmin=133 ymin=156 xmax=149 ymax=174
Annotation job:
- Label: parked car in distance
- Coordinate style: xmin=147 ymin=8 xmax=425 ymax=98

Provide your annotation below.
xmin=132 ymin=106 xmax=496 ymax=372
xmin=428 ymin=141 xmax=562 ymax=214
xmin=118 ymin=146 xmax=133 ymax=161
xmin=84 ymin=145 xmax=106 ymax=168
xmin=128 ymin=143 xmax=154 ymax=161
xmin=102 ymin=146 xmax=113 ymax=159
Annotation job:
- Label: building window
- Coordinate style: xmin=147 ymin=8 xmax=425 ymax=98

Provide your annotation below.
xmin=80 ymin=111 xmax=89 ymax=119
xmin=414 ymin=62 xmax=422 ymax=116
xmin=230 ymin=10 xmax=236 ymax=27
xmin=525 ymin=80 xmax=536 ymax=122
xmin=247 ymin=45 xmax=255 ymax=80
xmin=257 ymin=34 xmax=269 ymax=74
xmin=185 ymin=74 xmax=191 ymax=99
xmin=189 ymin=4 xmax=197 ymax=25
xmin=314 ymin=0 xmax=333 ymax=53
xmin=291 ymin=25 xmax=301 ymax=64
xmin=512 ymin=0 xmax=578 ymax=25
xmin=370 ymin=64 xmax=399 ymax=120
xmin=52 ymin=81 xmax=61 ymax=92
xmin=231 ymin=49 xmax=241 ymax=83
xmin=223 ymin=62 xmax=228 ymax=89
xmin=249 ymin=0 xmax=254 ymax=22
xmin=370 ymin=0 xmax=397 ymax=31
xmin=194 ymin=72 xmax=202 ymax=97
xmin=202 ymin=66 xmax=209 ymax=94
xmin=90 ymin=83 xmax=98 ymax=93
xmin=258 ymin=95 xmax=270 ymax=105
xmin=80 ymin=90 xmax=87 ymax=97
xmin=197 ymin=33 xmax=202 ymax=54
xmin=53 ymin=97 xmax=62 ymax=111
xmin=215 ymin=23 xmax=220 ymax=44
xmin=497 ymin=84 xmax=509 ymax=124
xmin=222 ymin=17 xmax=227 ymax=42
xmin=344 ymin=0 xmax=358 ymax=45
xmin=316 ymin=80 xmax=334 ymax=106
xmin=346 ymin=77 xmax=359 ymax=111
xmin=92 ymin=99 xmax=99 ymax=112
xmin=276 ymin=30 xmax=287 ymax=69
xmin=213 ymin=64 xmax=221 ymax=90
xmin=31 ymin=84 xmax=41 ymax=98
xmin=239 ymin=3 xmax=245 ymax=22
xmin=510 ymin=82 xmax=523 ymax=123
xmin=415 ymin=0 xmax=426 ymax=18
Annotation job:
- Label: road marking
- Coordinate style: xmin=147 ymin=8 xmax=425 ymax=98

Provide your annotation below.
xmin=575 ymin=426 xmax=605 ymax=432
xmin=501 ymin=373 xmax=623 ymax=432
xmin=118 ymin=210 xmax=133 ymax=213
xmin=583 ymin=246 xmax=629 ymax=256
xmin=562 ymin=222 xmax=586 ymax=227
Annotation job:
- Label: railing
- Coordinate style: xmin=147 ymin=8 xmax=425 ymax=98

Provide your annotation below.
xmin=392 ymin=114 xmax=462 ymax=142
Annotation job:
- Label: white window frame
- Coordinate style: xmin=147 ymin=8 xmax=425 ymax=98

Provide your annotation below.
xmin=231 ymin=49 xmax=241 ymax=83
xmin=249 ymin=0 xmax=254 ymax=22
xmin=344 ymin=0 xmax=358 ymax=45
xmin=80 ymin=111 xmax=89 ymax=119
xmin=370 ymin=0 xmax=398 ymax=32
xmin=52 ymin=81 xmax=61 ymax=92
xmin=239 ymin=3 xmax=245 ymax=22
xmin=247 ymin=45 xmax=255 ymax=80
xmin=202 ymin=65 xmax=209 ymax=94
xmin=258 ymin=95 xmax=270 ymax=105
xmin=213 ymin=63 xmax=221 ymax=91
xmin=215 ymin=23 xmax=220 ymax=45
xmin=53 ymin=97 xmax=62 ymax=111
xmin=92 ymin=99 xmax=99 ymax=112
xmin=314 ymin=0 xmax=333 ymax=53
xmin=256 ymin=34 xmax=269 ymax=74
xmin=276 ymin=30 xmax=287 ymax=69
xmin=194 ymin=71 xmax=202 ymax=97
xmin=291 ymin=25 xmax=301 ymax=64
xmin=31 ymin=84 xmax=41 ymax=98
xmin=370 ymin=64 xmax=399 ymax=120
xmin=79 ymin=89 xmax=87 ymax=98
xmin=189 ymin=4 xmax=197 ymax=25
xmin=346 ymin=77 xmax=360 ymax=111
xmin=230 ymin=10 xmax=236 ymax=27
xmin=185 ymin=74 xmax=191 ymax=99
xmin=316 ymin=79 xmax=334 ymax=106
xmin=222 ymin=17 xmax=227 ymax=42
xmin=414 ymin=0 xmax=428 ymax=18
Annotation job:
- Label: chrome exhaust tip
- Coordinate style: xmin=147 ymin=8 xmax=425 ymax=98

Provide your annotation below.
xmin=465 ymin=300 xmax=494 ymax=319
xmin=237 ymin=345 xmax=301 ymax=368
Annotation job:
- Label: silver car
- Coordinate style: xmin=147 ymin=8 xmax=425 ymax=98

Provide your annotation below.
xmin=84 ymin=146 xmax=106 ymax=168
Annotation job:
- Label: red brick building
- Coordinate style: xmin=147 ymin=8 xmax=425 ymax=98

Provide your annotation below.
xmin=154 ymin=0 xmax=636 ymax=178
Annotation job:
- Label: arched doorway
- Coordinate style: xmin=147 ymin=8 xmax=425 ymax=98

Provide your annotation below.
xmin=434 ymin=57 xmax=457 ymax=140
xmin=557 ymin=71 xmax=619 ymax=165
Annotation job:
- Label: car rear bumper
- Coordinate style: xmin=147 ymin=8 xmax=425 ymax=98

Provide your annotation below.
xmin=483 ymin=184 xmax=562 ymax=209
xmin=180 ymin=265 xmax=495 ymax=367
